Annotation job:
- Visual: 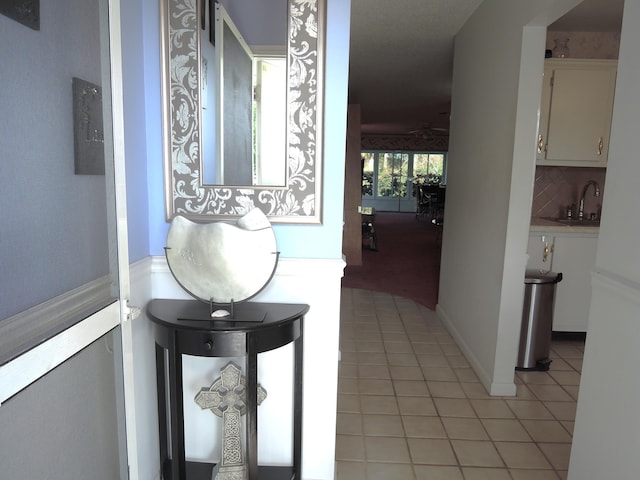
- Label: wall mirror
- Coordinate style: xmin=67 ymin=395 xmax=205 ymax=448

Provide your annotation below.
xmin=161 ymin=0 xmax=324 ymax=223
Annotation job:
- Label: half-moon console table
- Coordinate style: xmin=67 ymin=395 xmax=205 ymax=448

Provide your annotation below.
xmin=147 ymin=299 xmax=309 ymax=480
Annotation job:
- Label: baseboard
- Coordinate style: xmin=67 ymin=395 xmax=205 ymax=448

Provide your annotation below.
xmin=435 ymin=304 xmax=517 ymax=397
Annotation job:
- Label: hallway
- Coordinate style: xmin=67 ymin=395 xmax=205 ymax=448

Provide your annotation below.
xmin=342 ymin=212 xmax=441 ymax=309
xmin=336 ymin=288 xmax=582 ymax=480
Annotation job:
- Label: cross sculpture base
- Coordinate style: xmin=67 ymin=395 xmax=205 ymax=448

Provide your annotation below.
xmin=195 ymin=362 xmax=267 ymax=480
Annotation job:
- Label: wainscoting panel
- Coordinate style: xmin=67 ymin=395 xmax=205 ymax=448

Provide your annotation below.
xmin=148 ymin=255 xmax=346 ymax=480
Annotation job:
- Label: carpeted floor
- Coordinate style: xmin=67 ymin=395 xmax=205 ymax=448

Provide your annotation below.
xmin=341 ymin=212 xmax=441 ymax=310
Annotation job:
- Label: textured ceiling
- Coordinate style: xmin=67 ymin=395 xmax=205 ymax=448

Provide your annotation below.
xmin=348 ymin=0 xmax=624 ymax=135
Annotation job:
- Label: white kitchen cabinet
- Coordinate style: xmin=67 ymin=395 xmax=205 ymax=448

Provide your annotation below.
xmin=526 ymin=233 xmax=556 ymax=271
xmin=536 ymin=59 xmax=617 ymax=167
xmin=527 ymin=232 xmax=598 ymax=332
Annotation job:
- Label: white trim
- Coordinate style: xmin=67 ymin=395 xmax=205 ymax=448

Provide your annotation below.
xmin=0 ymin=301 xmax=120 ymax=406
xmin=270 ymin=256 xmax=347 ymax=278
xmin=251 ymin=44 xmax=287 ymax=57
xmin=0 ymin=276 xmax=114 ymax=362
xmin=150 ymin=255 xmax=346 ymax=279
xmin=592 ymin=269 xmax=640 ymax=306
xmin=105 ymin=0 xmax=138 ymax=476
xmin=436 ymin=304 xmax=517 ymax=396
xmin=488 ymin=381 xmax=518 ymax=397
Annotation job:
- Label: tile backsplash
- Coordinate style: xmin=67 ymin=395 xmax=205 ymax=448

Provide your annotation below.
xmin=531 ymin=166 xmax=607 ymax=219
xmin=533 ymin=31 xmax=614 ymax=222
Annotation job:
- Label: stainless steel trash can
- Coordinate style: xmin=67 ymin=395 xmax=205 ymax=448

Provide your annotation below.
xmin=516 ymin=270 xmax=563 ymax=371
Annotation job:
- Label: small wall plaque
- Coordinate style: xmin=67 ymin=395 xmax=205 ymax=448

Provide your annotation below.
xmin=72 ymin=77 xmax=105 ymax=175
xmin=0 ymin=0 xmax=39 ymax=30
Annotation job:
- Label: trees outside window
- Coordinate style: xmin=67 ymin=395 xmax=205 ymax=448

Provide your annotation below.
xmin=359 ymin=150 xmax=446 ymax=212
xmin=362 ymin=153 xmax=374 ymax=196
xmin=361 ymin=151 xmax=446 ymax=199
xmin=412 ymin=153 xmax=445 ymax=186
xmin=377 ymin=152 xmax=409 ymax=197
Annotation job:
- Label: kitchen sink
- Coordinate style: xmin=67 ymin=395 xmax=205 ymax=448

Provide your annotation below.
xmin=543 ymin=217 xmax=600 ymax=227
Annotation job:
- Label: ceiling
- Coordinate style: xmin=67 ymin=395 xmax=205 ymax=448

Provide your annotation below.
xmin=348 ymin=0 xmax=624 ymax=136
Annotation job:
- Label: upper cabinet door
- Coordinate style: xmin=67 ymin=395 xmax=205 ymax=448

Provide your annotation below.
xmin=537 ymin=59 xmax=617 ymax=167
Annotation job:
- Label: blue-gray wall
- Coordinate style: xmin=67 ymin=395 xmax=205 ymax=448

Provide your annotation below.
xmin=0 ymin=0 xmax=111 ymax=320
xmin=0 ymin=330 xmax=124 ymax=479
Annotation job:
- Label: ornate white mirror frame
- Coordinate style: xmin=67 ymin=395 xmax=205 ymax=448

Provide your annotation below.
xmin=161 ymin=0 xmax=324 ymax=223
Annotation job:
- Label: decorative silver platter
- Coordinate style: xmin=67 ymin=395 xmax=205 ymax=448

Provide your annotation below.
xmin=165 ymin=209 xmax=279 ymax=305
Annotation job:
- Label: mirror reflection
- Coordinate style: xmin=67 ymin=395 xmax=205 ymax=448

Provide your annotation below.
xmin=162 ymin=0 xmax=323 ymax=222
xmin=202 ymin=1 xmax=287 ymax=186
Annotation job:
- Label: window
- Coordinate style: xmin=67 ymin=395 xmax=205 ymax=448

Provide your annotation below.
xmin=377 ymin=152 xmax=409 ymax=198
xmin=360 ymin=151 xmax=446 ymax=212
xmin=253 ymin=56 xmax=286 ymax=185
xmin=412 ymin=153 xmax=445 ymax=186
xmin=362 ymin=153 xmax=374 ymax=196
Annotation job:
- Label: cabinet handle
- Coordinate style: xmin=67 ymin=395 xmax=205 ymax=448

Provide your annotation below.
xmin=542 ymin=242 xmax=554 ymax=263
xmin=597 ymin=137 xmax=604 ymax=155
xmin=537 ymin=134 xmax=544 ymax=154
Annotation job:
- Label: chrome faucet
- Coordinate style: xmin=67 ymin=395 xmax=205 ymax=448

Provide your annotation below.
xmin=578 ymin=180 xmax=600 ymax=220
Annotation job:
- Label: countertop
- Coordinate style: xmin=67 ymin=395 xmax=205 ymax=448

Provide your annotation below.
xmin=530 ymin=217 xmax=600 ymax=236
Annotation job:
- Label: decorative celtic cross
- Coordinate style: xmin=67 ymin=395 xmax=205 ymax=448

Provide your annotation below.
xmin=195 ymin=362 xmax=267 ymax=480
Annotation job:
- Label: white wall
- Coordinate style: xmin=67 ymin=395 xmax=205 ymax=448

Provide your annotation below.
xmin=437 ymin=0 xmax=580 ymax=395
xmin=568 ymin=1 xmax=640 ymax=477
xmin=126 ymin=259 xmax=159 ymax=480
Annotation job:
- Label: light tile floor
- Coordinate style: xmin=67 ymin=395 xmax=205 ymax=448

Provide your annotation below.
xmin=336 ymin=288 xmax=585 ymax=480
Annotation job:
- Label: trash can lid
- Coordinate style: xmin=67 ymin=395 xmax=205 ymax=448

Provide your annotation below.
xmin=525 ymin=269 xmax=563 ymax=284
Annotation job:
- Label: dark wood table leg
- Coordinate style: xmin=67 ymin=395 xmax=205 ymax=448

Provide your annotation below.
xmin=246 ymin=334 xmax=258 ymax=479
xmin=168 ymin=331 xmax=186 ymax=480
xmin=247 ymin=334 xmax=258 ymax=480
xmin=155 ymin=343 xmax=169 ymax=473
xmin=294 ymin=318 xmax=303 ymax=479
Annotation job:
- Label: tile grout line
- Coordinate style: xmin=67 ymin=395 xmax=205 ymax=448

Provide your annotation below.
xmin=338 ymin=289 xmax=581 ymax=479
